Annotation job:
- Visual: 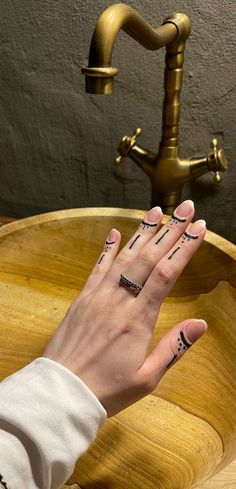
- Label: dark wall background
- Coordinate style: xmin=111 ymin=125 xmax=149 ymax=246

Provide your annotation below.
xmin=0 ymin=0 xmax=235 ymax=242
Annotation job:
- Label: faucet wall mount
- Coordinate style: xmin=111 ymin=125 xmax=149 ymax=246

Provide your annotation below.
xmin=82 ymin=3 xmax=227 ymax=213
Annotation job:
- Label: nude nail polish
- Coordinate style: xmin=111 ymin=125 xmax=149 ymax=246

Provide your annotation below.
xmin=187 ymin=219 xmax=206 ymax=235
xmin=185 ymin=319 xmax=208 ymax=344
xmin=144 ymin=206 xmax=162 ymax=223
xmin=107 ymin=228 xmax=117 ymax=242
xmin=174 ymin=200 xmax=194 ymax=218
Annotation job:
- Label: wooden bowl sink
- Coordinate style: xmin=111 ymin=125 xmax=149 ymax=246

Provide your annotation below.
xmin=0 ymin=208 xmax=235 ymax=489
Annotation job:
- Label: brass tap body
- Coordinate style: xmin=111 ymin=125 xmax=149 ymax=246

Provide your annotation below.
xmin=82 ymin=3 xmax=227 ymax=213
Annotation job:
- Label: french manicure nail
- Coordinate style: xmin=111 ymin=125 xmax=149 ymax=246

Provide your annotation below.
xmin=107 ymin=228 xmax=118 ymax=242
xmin=185 ymin=319 xmax=208 ymax=344
xmin=145 ymin=206 xmax=162 ymax=224
xmin=187 ymin=219 xmax=206 ymax=235
xmin=174 ymin=200 xmax=194 ymax=218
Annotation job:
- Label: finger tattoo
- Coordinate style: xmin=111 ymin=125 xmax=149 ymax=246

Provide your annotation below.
xmin=169 ymin=213 xmax=187 ymax=225
xmin=166 ymin=330 xmax=192 ymax=368
xmin=98 ymin=254 xmax=105 ymax=264
xmin=181 ymin=231 xmax=199 ymax=243
xmin=97 ymin=240 xmax=116 ymax=265
xmin=155 ymin=228 xmax=169 ymax=245
xmin=140 ymin=219 xmax=158 ymax=230
xmin=105 ymin=240 xmax=116 ymax=251
xmin=129 ymin=234 xmax=141 ymax=249
xmin=168 ymin=246 xmax=181 ymax=260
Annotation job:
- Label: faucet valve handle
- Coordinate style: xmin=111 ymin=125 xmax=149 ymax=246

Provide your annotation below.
xmin=207 ymin=138 xmax=228 ymax=184
xmin=115 ymin=128 xmax=142 ymax=166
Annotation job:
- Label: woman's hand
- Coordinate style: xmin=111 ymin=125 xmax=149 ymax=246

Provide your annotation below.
xmin=43 ymin=200 xmax=207 ymax=417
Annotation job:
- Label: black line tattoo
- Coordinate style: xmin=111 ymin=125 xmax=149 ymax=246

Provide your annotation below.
xmin=168 ymin=246 xmax=181 ymax=260
xmin=180 ymin=330 xmax=192 ymax=348
xmin=155 ymin=228 xmax=169 ymax=245
xmin=104 ymin=240 xmax=116 ymax=252
xmin=140 ymin=219 xmax=158 ymax=230
xmin=98 ymin=238 xmax=116 ymax=264
xmin=166 ymin=354 xmax=177 ymax=369
xmin=166 ymin=330 xmax=191 ymax=368
xmin=169 ymin=213 xmax=187 ymax=225
xmin=98 ymin=254 xmax=105 ymax=264
xmin=129 ymin=234 xmax=141 ymax=249
xmin=181 ymin=231 xmax=199 ymax=243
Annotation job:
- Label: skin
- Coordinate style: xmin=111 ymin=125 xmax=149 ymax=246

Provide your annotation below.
xmin=43 ymin=200 xmax=207 ymax=417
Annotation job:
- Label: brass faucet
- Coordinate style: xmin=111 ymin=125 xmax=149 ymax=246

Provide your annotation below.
xmin=82 ymin=3 xmax=227 ymax=213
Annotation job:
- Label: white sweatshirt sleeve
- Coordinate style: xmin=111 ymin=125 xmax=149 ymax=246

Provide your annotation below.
xmin=0 ymin=357 xmax=107 ymax=489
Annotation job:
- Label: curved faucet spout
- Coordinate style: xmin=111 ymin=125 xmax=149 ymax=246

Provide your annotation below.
xmin=89 ymin=3 xmax=178 ymax=65
xmin=82 ymin=4 xmax=191 ymax=95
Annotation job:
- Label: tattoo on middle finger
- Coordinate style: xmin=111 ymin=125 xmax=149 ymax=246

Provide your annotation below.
xmin=155 ymin=228 xmax=169 ymax=245
xmin=169 ymin=213 xmax=187 ymax=225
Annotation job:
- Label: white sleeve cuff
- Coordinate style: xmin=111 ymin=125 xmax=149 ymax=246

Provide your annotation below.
xmin=0 ymin=357 xmax=107 ymax=489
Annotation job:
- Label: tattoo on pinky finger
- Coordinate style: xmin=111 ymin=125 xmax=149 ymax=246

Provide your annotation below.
xmin=98 ymin=254 xmax=105 ymax=265
xmin=97 ymin=240 xmax=116 ymax=265
xmin=105 ymin=240 xmax=116 ymax=251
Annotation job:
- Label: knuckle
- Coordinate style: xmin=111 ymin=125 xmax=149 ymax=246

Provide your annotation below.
xmin=154 ymin=262 xmax=172 ymax=285
xmin=140 ymin=373 xmax=157 ymax=395
xmin=114 ymin=252 xmax=128 ymax=267
xmin=93 ymin=262 xmax=104 ymax=274
xmin=139 ymin=248 xmax=154 ymax=267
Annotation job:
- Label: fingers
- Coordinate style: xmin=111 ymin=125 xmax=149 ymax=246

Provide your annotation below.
xmin=139 ymin=218 xmax=206 ymax=306
xmin=109 ymin=206 xmax=163 ymax=272
xmin=78 ymin=228 xmax=121 ymax=299
xmin=117 ymin=200 xmax=195 ymax=290
xmin=137 ymin=319 xmax=208 ymax=388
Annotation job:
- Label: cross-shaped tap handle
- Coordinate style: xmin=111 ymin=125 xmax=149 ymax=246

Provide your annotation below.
xmin=115 ymin=128 xmax=142 ymax=166
xmin=208 ymin=138 xmax=228 ymax=184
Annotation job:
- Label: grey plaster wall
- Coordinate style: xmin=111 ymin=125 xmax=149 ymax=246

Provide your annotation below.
xmin=0 ymin=0 xmax=235 ymax=242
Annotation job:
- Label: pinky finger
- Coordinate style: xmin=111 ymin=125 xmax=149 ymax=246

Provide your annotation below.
xmin=78 ymin=228 xmax=121 ymax=300
xmin=138 ymin=319 xmax=207 ymax=388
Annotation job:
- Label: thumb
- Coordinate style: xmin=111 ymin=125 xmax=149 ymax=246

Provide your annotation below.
xmin=139 ymin=319 xmax=207 ymax=387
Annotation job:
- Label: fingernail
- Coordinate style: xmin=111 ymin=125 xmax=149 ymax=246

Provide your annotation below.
xmin=107 ymin=228 xmax=118 ymax=242
xmin=174 ymin=200 xmax=194 ymax=218
xmin=187 ymin=219 xmax=206 ymax=235
xmin=185 ymin=319 xmax=208 ymax=344
xmin=145 ymin=206 xmax=162 ymax=224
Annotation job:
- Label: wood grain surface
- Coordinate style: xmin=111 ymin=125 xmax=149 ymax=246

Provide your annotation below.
xmin=0 ymin=208 xmax=235 ymax=489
